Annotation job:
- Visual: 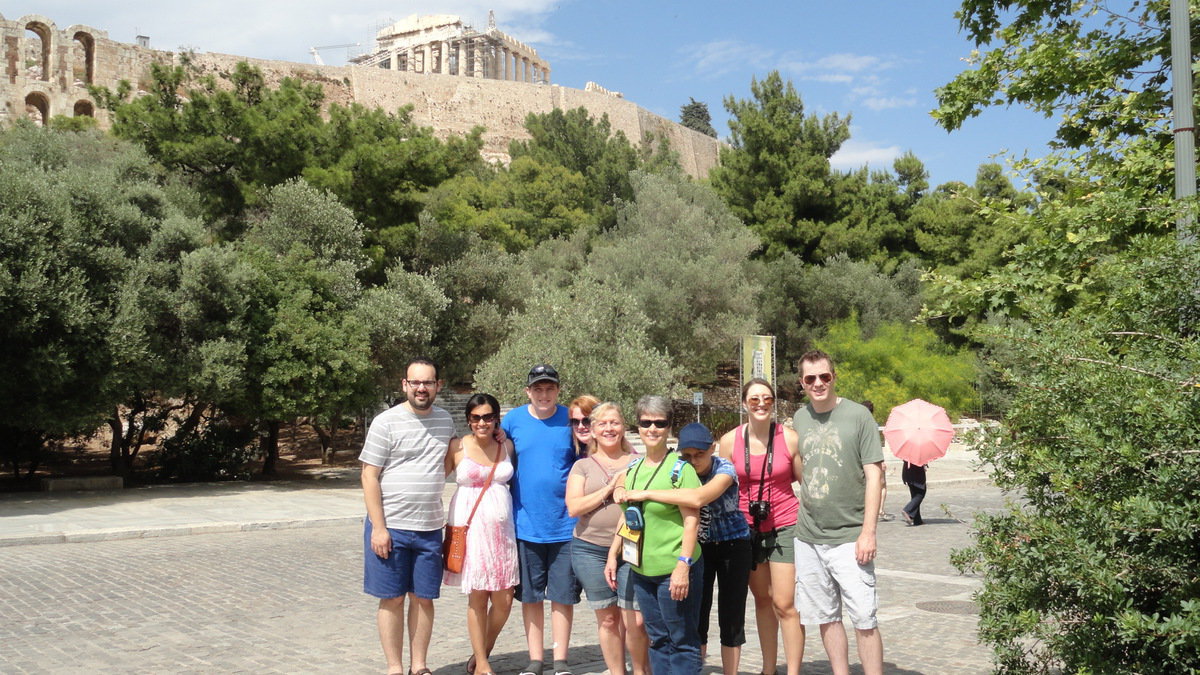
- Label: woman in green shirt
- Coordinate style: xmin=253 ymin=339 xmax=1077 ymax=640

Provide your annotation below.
xmin=608 ymin=395 xmax=703 ymax=675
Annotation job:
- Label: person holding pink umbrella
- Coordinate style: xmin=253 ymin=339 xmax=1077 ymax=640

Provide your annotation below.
xmin=899 ymin=462 xmax=926 ymax=526
xmin=882 ymin=399 xmax=956 ymax=528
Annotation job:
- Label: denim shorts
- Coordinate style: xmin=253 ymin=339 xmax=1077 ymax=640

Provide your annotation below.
xmin=571 ymin=537 xmax=638 ymax=611
xmin=516 ymin=539 xmax=581 ymax=605
xmin=362 ymin=520 xmax=443 ymax=600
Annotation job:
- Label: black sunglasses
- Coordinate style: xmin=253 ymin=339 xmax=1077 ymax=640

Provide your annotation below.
xmin=638 ymin=419 xmax=669 ymax=429
xmin=467 ymin=413 xmax=499 ymax=424
xmin=802 ymin=372 xmax=834 ymax=386
xmin=569 ymin=417 xmax=591 ymax=427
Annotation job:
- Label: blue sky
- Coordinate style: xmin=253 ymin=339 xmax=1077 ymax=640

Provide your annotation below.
xmin=7 ymin=0 xmax=1060 ymax=187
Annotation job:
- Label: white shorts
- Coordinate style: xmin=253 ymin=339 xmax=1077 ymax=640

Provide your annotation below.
xmin=793 ymin=539 xmax=878 ymax=629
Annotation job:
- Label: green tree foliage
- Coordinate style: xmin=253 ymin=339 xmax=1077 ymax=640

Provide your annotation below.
xmin=815 ymin=315 xmax=980 ymax=424
xmin=929 ymin=2 xmax=1200 ymax=670
xmin=755 ymin=253 xmax=923 ymax=368
xmin=0 ymin=124 xmax=200 ymax=477
xmin=589 ymin=171 xmax=761 ymax=382
xmin=94 ymin=60 xmax=483 ymax=278
xmin=187 ymin=180 xmax=447 ymax=473
xmin=679 ymin=97 xmax=717 ymax=137
xmin=950 ymin=236 xmax=1200 ymax=673
xmin=422 ymin=156 xmax=593 ymax=252
xmin=709 ymin=71 xmax=852 ymax=259
xmin=909 ymin=163 xmax=1033 ymax=279
xmin=509 ymin=107 xmax=663 ymax=228
xmin=934 ymin=0 xmax=1187 ymax=153
xmin=473 ymin=283 xmax=680 ymax=414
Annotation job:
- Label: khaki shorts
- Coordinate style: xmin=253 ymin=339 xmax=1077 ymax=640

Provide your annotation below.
xmin=752 ymin=525 xmax=796 ymax=567
xmin=793 ymin=539 xmax=878 ymax=629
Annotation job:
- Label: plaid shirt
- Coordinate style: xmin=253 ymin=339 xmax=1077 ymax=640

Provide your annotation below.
xmin=698 ymin=456 xmax=751 ymax=543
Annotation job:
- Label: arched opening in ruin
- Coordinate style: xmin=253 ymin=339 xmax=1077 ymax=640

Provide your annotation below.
xmin=24 ymin=22 xmax=51 ymax=81
xmin=73 ymin=99 xmax=94 ymax=117
xmin=72 ymin=31 xmax=95 ymax=85
xmin=25 ymin=92 xmax=49 ymax=125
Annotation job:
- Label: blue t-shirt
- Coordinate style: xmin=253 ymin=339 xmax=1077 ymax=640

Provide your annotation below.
xmin=502 ymin=404 xmax=577 ymax=542
xmin=698 ymin=456 xmax=751 ymax=543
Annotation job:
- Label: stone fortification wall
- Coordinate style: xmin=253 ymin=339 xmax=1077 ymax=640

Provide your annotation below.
xmin=189 ymin=53 xmax=720 ymax=178
xmin=0 ymin=14 xmax=720 ymax=179
xmin=1 ymin=12 xmax=168 ymax=126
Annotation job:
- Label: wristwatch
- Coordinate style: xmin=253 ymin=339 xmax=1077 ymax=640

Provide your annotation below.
xmin=677 ymin=555 xmax=695 ymax=566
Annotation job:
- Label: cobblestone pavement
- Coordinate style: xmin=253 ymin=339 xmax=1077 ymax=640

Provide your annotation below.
xmin=0 ymin=483 xmax=1008 ymax=674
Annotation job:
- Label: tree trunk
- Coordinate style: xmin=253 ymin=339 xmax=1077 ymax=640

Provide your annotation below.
xmin=175 ymin=401 xmax=208 ymax=442
xmin=107 ymin=413 xmax=128 ymax=477
xmin=310 ymin=421 xmax=334 ymax=464
xmin=260 ymin=420 xmax=280 ymax=477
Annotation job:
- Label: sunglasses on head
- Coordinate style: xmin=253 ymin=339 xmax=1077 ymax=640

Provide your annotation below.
xmin=802 ymin=372 xmax=834 ymax=386
xmin=569 ymin=416 xmax=591 ymax=428
xmin=467 ymin=413 xmax=499 ymax=423
xmin=638 ymin=419 xmax=669 ymax=429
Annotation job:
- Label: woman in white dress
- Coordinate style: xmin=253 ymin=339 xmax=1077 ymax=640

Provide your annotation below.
xmin=444 ymin=393 xmax=518 ymax=675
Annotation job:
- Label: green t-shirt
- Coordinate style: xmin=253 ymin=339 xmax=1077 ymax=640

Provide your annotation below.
xmin=623 ymin=451 xmax=702 ymax=576
xmin=793 ymin=399 xmax=884 ymax=545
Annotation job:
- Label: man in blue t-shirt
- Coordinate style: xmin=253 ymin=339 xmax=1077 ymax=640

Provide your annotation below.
xmin=501 ymin=364 xmax=581 ymax=675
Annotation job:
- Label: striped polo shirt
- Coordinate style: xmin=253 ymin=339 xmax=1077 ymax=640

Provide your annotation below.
xmin=359 ymin=403 xmax=453 ymax=531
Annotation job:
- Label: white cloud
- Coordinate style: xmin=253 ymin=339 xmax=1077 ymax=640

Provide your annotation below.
xmin=830 ymin=138 xmax=903 ymax=170
xmin=679 ymin=39 xmax=772 ymax=78
xmin=860 ymin=95 xmax=918 ymax=111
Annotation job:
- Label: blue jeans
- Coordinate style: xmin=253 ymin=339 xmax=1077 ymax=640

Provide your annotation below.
xmin=632 ymin=560 xmax=704 ymax=675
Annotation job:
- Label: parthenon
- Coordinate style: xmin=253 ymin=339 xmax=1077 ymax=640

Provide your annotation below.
xmin=351 ymin=12 xmax=550 ymax=84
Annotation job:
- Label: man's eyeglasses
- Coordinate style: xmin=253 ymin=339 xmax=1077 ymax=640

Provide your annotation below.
xmin=406 ymin=379 xmax=438 ymax=389
xmin=747 ymin=395 xmax=774 ymax=406
xmin=468 ymin=413 xmax=499 ymax=424
xmin=638 ymin=419 xmax=669 ymax=429
xmin=802 ymin=372 xmax=834 ymax=386
xmin=569 ymin=417 xmax=591 ymax=428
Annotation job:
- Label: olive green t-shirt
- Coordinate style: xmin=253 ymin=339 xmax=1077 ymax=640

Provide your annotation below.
xmin=793 ymin=399 xmax=884 ymax=545
xmin=623 ymin=451 xmax=702 ymax=577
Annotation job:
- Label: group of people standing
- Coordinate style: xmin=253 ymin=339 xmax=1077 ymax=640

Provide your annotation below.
xmin=360 ymin=351 xmax=886 ymax=675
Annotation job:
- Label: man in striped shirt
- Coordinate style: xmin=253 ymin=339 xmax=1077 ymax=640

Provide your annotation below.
xmin=360 ymin=357 xmax=455 ymax=675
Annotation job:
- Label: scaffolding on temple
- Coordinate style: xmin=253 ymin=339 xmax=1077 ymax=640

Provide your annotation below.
xmin=349 ymin=12 xmax=551 ymax=84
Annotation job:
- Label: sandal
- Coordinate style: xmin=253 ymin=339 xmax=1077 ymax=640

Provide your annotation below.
xmin=519 ymin=660 xmax=543 ymax=675
xmin=467 ymin=655 xmax=476 ymax=675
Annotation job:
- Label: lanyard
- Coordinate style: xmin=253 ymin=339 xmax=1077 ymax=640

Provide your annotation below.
xmin=743 ymin=422 xmax=776 ymax=506
xmin=629 ymin=453 xmax=669 ymax=492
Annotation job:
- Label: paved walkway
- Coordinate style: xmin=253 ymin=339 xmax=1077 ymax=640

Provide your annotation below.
xmin=0 ymin=443 xmax=998 ymax=674
xmin=0 ymin=441 xmax=985 ymax=548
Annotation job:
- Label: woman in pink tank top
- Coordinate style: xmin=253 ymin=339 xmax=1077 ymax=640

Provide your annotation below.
xmin=718 ymin=378 xmax=805 ymax=675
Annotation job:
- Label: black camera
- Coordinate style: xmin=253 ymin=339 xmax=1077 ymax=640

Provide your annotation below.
xmin=748 ymin=500 xmax=771 ymax=521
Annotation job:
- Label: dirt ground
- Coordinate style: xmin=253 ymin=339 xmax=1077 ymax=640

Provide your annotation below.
xmin=3 ymin=373 xmax=800 ymax=493
xmin=0 ymin=421 xmax=366 ymax=492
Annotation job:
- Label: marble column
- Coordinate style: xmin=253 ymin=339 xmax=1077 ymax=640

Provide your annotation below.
xmin=501 ymin=47 xmax=509 ymax=80
xmin=455 ymin=42 xmax=464 ymax=75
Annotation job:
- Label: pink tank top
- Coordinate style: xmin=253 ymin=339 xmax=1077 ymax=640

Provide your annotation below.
xmin=734 ymin=423 xmax=799 ymax=532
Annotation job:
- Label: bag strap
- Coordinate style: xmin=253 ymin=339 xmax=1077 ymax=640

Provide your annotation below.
xmin=464 ymin=443 xmax=501 ymax=529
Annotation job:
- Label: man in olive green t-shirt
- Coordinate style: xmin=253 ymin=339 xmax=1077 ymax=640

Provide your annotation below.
xmin=792 ymin=350 xmax=885 ymax=675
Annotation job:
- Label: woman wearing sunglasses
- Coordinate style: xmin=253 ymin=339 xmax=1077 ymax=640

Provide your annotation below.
xmin=565 ymin=401 xmax=649 ymax=675
xmin=719 ymin=378 xmax=805 ymax=675
xmin=609 ymin=395 xmax=703 ymax=675
xmin=444 ymin=393 xmax=519 ymax=675
xmin=568 ymin=395 xmax=600 ymax=459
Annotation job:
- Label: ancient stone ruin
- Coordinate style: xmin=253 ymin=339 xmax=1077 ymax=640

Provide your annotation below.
xmin=352 ymin=12 xmax=551 ymax=85
xmin=0 ymin=11 xmax=720 ymax=177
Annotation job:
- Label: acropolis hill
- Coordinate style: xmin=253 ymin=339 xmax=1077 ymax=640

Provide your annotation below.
xmin=2 ymin=12 xmax=721 ymax=178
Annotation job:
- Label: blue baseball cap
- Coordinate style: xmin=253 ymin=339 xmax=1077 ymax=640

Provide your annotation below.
xmin=677 ymin=422 xmax=714 ymax=451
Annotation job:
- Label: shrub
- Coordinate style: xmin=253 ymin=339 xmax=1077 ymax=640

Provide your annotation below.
xmin=816 ymin=315 xmax=979 ymax=423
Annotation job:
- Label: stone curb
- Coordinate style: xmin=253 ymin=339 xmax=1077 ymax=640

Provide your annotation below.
xmin=0 ymin=515 xmax=363 ymax=548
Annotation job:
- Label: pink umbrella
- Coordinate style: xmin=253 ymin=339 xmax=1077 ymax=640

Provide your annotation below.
xmin=883 ymin=399 xmax=955 ymax=467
